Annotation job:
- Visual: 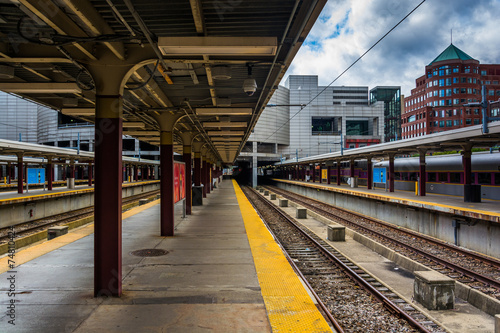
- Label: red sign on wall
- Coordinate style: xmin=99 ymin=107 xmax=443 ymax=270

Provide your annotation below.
xmin=174 ymin=161 xmax=186 ymax=203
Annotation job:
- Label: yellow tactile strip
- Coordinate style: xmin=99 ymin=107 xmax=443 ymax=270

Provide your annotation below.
xmin=0 ymin=199 xmax=160 ymax=274
xmin=232 ymin=180 xmax=332 ymax=332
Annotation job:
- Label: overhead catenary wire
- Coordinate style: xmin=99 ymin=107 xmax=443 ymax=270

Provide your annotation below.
xmin=257 ymin=0 xmax=427 ymax=149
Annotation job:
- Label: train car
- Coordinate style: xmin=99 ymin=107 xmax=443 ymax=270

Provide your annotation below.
xmin=373 ymin=152 xmax=500 ymax=200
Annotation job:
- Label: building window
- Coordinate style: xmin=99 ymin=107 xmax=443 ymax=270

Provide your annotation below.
xmin=446 ymin=120 xmax=452 ymax=127
xmin=439 ymin=121 xmax=444 ymax=127
xmin=489 ymin=90 xmax=495 ymax=96
xmin=481 ymin=70 xmax=487 ymax=75
xmin=312 ymin=117 xmax=338 ymax=135
xmin=464 ymin=66 xmax=470 ymax=73
xmin=346 ymin=120 xmax=369 ymax=135
xmin=474 ymin=119 xmax=480 ymax=125
xmin=466 ymin=119 xmax=472 ymax=125
xmin=453 ymin=67 xmax=459 ymax=73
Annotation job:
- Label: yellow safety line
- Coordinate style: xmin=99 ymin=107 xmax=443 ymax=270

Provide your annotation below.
xmin=0 ymin=199 xmax=160 ymax=274
xmin=232 ymin=180 xmax=332 ymax=332
xmin=275 ymin=179 xmax=500 ymax=218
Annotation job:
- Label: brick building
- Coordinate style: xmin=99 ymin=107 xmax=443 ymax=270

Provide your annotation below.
xmin=402 ymin=44 xmax=500 ymax=139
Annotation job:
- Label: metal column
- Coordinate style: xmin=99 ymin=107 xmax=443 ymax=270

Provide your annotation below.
xmin=183 ymin=145 xmax=192 ymax=215
xmin=160 ymin=131 xmax=175 ymax=236
xmin=94 ymin=95 xmax=123 ymax=297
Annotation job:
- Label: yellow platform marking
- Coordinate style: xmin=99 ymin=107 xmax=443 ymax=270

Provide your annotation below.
xmin=0 ymin=199 xmax=160 ymax=274
xmin=232 ymin=180 xmax=332 ymax=332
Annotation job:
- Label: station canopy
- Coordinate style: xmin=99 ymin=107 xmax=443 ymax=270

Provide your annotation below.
xmin=0 ymin=0 xmax=327 ymax=164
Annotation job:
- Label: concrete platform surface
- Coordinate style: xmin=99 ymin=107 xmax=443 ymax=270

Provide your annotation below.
xmin=0 ymin=180 xmax=274 ymax=332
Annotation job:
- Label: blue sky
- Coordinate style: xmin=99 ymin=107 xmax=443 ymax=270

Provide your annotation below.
xmin=284 ymin=0 xmax=500 ymax=96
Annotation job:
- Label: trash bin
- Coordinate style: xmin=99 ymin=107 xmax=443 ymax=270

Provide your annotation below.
xmin=464 ymin=184 xmax=481 ymax=203
xmin=192 ymin=185 xmax=203 ymax=206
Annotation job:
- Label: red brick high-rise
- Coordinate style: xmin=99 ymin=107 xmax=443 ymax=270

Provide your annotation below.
xmin=402 ymin=44 xmax=500 ymax=139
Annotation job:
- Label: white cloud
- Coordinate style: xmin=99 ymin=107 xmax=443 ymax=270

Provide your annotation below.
xmin=283 ymin=0 xmax=500 ymax=96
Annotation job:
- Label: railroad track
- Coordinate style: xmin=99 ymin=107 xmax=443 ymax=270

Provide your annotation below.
xmin=0 ymin=190 xmax=160 ymax=243
xmin=265 ymin=185 xmax=500 ymax=300
xmin=243 ymin=186 xmax=444 ymax=333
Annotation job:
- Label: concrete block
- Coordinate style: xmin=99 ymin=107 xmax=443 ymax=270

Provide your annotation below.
xmin=495 ymin=314 xmax=500 ymax=333
xmin=67 ymin=178 xmax=75 ymax=189
xmin=327 ymin=225 xmax=345 ymax=241
xmin=270 ymin=194 xmax=276 ymax=200
xmin=264 ymin=190 xmax=269 ymax=196
xmin=192 ymin=186 xmax=203 ymax=206
xmin=259 ymin=188 xmax=264 ymax=193
xmin=48 ymin=226 xmax=69 ymax=240
xmin=296 ymin=207 xmax=307 ymax=219
xmin=414 ymin=270 xmax=455 ymax=310
xmin=139 ymin=199 xmax=149 ymax=206
xmin=278 ymin=199 xmax=288 ymax=207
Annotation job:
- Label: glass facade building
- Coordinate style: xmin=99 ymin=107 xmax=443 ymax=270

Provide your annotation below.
xmin=369 ymin=87 xmax=401 ymax=142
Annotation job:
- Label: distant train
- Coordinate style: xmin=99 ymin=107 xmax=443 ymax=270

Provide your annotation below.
xmin=266 ymin=152 xmax=500 ymax=200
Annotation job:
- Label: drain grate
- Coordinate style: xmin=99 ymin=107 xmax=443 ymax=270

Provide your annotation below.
xmin=130 ymin=249 xmax=169 ymax=257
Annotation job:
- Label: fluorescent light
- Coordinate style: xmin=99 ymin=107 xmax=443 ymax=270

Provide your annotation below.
xmin=196 ymin=108 xmax=252 ymax=115
xmin=0 ymin=83 xmax=81 ymax=94
xmin=207 ymin=131 xmax=244 ymax=136
xmin=158 ymin=37 xmax=277 ymax=56
xmin=123 ymin=122 xmax=146 ymax=128
xmin=123 ymin=131 xmax=158 ymax=136
xmin=203 ymin=122 xmax=247 ymax=128
xmin=61 ymin=108 xmax=94 ymax=116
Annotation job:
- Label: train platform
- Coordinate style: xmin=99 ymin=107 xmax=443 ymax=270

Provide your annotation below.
xmin=0 ymin=180 xmax=332 ymax=332
xmin=273 ymin=178 xmax=500 ymax=223
xmin=0 ymin=180 xmax=159 ymax=204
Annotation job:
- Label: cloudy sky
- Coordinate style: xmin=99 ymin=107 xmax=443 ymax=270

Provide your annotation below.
xmin=283 ymin=0 xmax=500 ymax=96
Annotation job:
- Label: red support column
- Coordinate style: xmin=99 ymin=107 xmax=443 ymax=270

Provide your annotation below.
xmin=7 ymin=163 xmax=11 ymax=184
xmin=327 ymin=166 xmax=331 ymax=184
xmin=418 ymin=152 xmax=426 ymax=196
xmin=47 ymin=159 xmax=53 ymax=191
xmin=206 ymin=162 xmax=211 ymax=194
xmin=183 ymin=145 xmax=192 ymax=215
xmin=350 ymin=160 xmax=355 ymax=179
xmin=194 ymin=153 xmax=201 ymax=186
xmin=463 ymin=150 xmax=472 ymax=186
xmin=160 ymin=131 xmax=175 ymax=237
xmin=88 ymin=163 xmax=93 ymax=186
xmin=94 ymin=95 xmax=123 ymax=297
xmin=319 ymin=164 xmax=322 ymax=184
xmin=367 ymin=158 xmax=372 ymax=190
xmin=389 ymin=154 xmax=395 ymax=192
xmin=134 ymin=165 xmax=138 ymax=182
xmin=17 ymin=154 xmax=23 ymax=194
xmin=202 ymin=158 xmax=207 ymax=198
xmin=336 ymin=162 xmax=341 ymax=186
xmin=312 ymin=165 xmax=316 ymax=183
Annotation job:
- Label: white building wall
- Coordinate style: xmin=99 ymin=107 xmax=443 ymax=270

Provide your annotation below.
xmin=0 ymin=92 xmax=38 ymax=143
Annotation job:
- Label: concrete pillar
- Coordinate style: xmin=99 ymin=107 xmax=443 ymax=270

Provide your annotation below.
xmin=46 ymin=158 xmax=53 ymax=191
xmin=367 ymin=157 xmax=372 ymax=190
xmin=388 ymin=153 xmax=395 ymax=192
xmin=327 ymin=166 xmax=331 ymax=184
xmin=418 ymin=149 xmax=427 ymax=196
xmin=94 ymin=95 xmax=123 ymax=297
xmin=336 ymin=162 xmax=341 ymax=186
xmin=17 ymin=154 xmax=23 ymax=194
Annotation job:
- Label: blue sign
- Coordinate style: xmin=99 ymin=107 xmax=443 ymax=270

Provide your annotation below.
xmin=27 ymin=168 xmax=45 ymax=185
xmin=373 ymin=167 xmax=386 ymax=183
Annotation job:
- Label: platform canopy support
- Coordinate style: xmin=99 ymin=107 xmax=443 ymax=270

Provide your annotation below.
xmin=179 ymin=131 xmax=196 ymax=215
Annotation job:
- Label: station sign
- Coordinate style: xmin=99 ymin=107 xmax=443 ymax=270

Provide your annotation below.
xmin=373 ymin=167 xmax=386 ymax=184
xmin=27 ymin=168 xmax=45 ymax=185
